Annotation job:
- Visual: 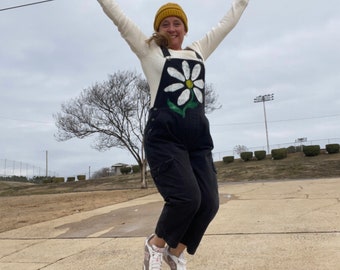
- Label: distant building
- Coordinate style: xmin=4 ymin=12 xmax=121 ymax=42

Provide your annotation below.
xmin=110 ymin=163 xmax=129 ymax=175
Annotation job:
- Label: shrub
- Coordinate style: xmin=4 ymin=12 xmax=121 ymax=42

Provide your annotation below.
xmin=240 ymin=152 xmax=253 ymax=162
xmin=120 ymin=166 xmax=132 ymax=175
xmin=53 ymin=177 xmax=65 ymax=183
xmin=132 ymin=165 xmax=140 ymax=173
xmin=326 ymin=144 xmax=340 ymax=154
xmin=223 ymin=156 xmax=234 ymax=164
xmin=77 ymin=175 xmax=86 ymax=181
xmin=254 ymin=150 xmax=266 ymax=160
xmin=0 ymin=176 xmax=29 ymax=182
xmin=303 ymin=145 xmax=321 ymax=157
xmin=42 ymin=178 xmax=53 ymax=184
xmin=66 ymin=177 xmax=76 ymax=182
xmin=271 ymin=148 xmax=287 ymax=160
xmin=32 ymin=176 xmax=54 ymax=184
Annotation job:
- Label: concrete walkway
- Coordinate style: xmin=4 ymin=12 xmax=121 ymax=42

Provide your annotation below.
xmin=0 ymin=178 xmax=339 ymax=269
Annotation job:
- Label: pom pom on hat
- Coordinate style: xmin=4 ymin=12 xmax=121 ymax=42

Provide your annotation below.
xmin=153 ymin=3 xmax=188 ymax=32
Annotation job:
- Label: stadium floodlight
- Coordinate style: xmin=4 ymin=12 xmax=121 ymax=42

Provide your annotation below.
xmin=254 ymin=93 xmax=274 ymax=154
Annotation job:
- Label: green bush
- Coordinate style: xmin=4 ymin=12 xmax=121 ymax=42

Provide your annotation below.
xmin=254 ymin=150 xmax=266 ymax=160
xmin=223 ymin=156 xmax=234 ymax=164
xmin=42 ymin=178 xmax=53 ymax=184
xmin=53 ymin=177 xmax=65 ymax=183
xmin=32 ymin=176 xmax=54 ymax=184
xmin=271 ymin=148 xmax=288 ymax=160
xmin=77 ymin=175 xmax=86 ymax=181
xmin=120 ymin=166 xmax=132 ymax=175
xmin=132 ymin=165 xmax=140 ymax=173
xmin=303 ymin=145 xmax=321 ymax=157
xmin=326 ymin=144 xmax=340 ymax=154
xmin=0 ymin=176 xmax=28 ymax=182
xmin=240 ymin=152 xmax=253 ymax=162
xmin=66 ymin=177 xmax=76 ymax=182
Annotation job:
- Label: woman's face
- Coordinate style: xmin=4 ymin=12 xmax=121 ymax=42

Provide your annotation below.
xmin=158 ymin=16 xmax=187 ymax=50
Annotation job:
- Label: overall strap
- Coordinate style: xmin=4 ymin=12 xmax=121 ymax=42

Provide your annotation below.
xmin=186 ymin=47 xmax=203 ymax=61
xmin=161 ymin=46 xmax=203 ymax=60
xmin=193 ymin=50 xmax=203 ymax=60
xmin=161 ymin=46 xmax=171 ymax=58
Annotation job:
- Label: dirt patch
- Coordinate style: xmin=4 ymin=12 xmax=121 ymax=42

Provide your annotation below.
xmin=0 ymin=188 xmax=157 ymax=233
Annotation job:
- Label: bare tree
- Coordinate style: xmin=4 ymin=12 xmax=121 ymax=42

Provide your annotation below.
xmin=54 ymin=70 xmax=220 ymax=188
xmin=205 ymin=83 xmax=222 ymax=113
xmin=233 ymin=145 xmax=249 ymax=156
xmin=54 ymin=70 xmax=149 ymax=187
xmin=92 ymin=167 xmax=111 ymax=179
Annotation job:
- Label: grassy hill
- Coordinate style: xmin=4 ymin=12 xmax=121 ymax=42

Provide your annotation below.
xmin=215 ymin=152 xmax=340 ymax=181
xmin=1 ymin=152 xmax=340 ymax=197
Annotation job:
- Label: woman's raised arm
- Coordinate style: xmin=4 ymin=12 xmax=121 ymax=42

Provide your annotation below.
xmin=97 ymin=0 xmax=148 ymax=57
xmin=190 ymin=0 xmax=249 ymax=60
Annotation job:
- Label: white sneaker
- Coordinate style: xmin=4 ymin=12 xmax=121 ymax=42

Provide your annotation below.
xmin=163 ymin=246 xmax=187 ymax=270
xmin=143 ymin=234 xmax=164 ymax=270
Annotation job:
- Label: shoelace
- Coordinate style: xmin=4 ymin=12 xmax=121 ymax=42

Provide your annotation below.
xmin=165 ymin=249 xmax=187 ymax=269
xmin=150 ymin=248 xmax=163 ymax=269
xmin=176 ymin=253 xmax=187 ymax=266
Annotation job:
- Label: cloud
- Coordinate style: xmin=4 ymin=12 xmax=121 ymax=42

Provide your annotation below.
xmin=1 ymin=0 xmax=339 ymax=177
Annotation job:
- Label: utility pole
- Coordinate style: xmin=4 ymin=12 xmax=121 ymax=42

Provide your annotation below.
xmin=46 ymin=150 xmax=48 ymax=177
xmin=254 ymin=94 xmax=274 ymax=154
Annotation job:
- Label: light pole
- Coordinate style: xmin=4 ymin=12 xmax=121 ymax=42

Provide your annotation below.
xmin=46 ymin=150 xmax=48 ymax=177
xmin=254 ymin=93 xmax=274 ymax=154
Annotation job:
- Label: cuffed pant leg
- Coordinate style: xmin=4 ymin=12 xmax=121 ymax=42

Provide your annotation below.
xmin=147 ymin=142 xmax=202 ymax=249
xmin=181 ymin=149 xmax=219 ymax=254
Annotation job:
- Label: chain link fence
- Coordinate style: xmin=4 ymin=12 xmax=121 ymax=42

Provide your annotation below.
xmin=0 ymin=159 xmax=57 ymax=179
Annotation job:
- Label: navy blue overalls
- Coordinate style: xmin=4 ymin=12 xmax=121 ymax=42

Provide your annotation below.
xmin=144 ymin=47 xmax=219 ymax=255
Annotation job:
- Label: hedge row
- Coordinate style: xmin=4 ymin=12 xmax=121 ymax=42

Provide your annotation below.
xmin=223 ymin=150 xmax=268 ymax=163
xmin=222 ymin=143 xmax=339 ymax=163
xmin=41 ymin=175 xmax=88 ymax=184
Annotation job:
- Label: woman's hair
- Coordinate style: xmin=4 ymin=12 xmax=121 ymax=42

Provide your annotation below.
xmin=146 ymin=32 xmax=171 ymax=48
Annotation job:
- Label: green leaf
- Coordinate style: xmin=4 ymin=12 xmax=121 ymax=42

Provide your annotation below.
xmin=167 ymin=99 xmax=185 ymax=117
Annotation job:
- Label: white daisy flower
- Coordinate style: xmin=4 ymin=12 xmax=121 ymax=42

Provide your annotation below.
xmin=164 ymin=60 xmax=204 ymax=106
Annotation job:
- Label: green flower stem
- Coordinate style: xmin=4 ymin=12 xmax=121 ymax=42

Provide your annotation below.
xmin=167 ymin=89 xmax=198 ymax=118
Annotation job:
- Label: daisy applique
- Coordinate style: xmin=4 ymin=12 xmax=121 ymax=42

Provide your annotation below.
xmin=164 ymin=60 xmax=204 ymax=118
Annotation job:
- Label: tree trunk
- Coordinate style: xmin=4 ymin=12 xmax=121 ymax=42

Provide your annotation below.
xmin=140 ymin=158 xmax=148 ymax=189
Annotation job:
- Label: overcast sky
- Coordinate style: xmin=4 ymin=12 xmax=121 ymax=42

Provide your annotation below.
xmin=0 ymin=0 xmax=339 ymax=178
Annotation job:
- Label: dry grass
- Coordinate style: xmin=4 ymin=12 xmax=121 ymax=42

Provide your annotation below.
xmin=1 ymin=152 xmax=340 ymax=197
xmin=215 ymin=152 xmax=340 ymax=182
xmin=0 ymin=151 xmax=339 ymax=233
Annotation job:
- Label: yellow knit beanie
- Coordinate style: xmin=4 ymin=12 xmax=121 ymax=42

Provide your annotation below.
xmin=153 ymin=3 xmax=188 ymax=32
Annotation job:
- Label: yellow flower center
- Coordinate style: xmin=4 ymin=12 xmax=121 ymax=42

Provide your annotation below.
xmin=186 ymin=80 xmax=194 ymax=89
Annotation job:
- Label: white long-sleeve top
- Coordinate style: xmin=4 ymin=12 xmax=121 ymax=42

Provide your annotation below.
xmin=97 ymin=0 xmax=249 ymax=108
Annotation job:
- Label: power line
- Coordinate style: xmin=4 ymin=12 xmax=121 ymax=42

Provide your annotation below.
xmin=268 ymin=113 xmax=340 ymax=124
xmin=0 ymin=112 xmax=339 ymax=127
xmin=0 ymin=0 xmax=55 ymax=12
xmin=0 ymin=116 xmax=53 ymax=125
xmin=212 ymin=113 xmax=340 ymax=127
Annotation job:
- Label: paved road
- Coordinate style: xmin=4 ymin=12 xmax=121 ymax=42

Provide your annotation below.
xmin=0 ymin=178 xmax=339 ymax=269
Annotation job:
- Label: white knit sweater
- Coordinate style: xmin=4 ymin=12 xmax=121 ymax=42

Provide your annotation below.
xmin=97 ymin=0 xmax=249 ymax=107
